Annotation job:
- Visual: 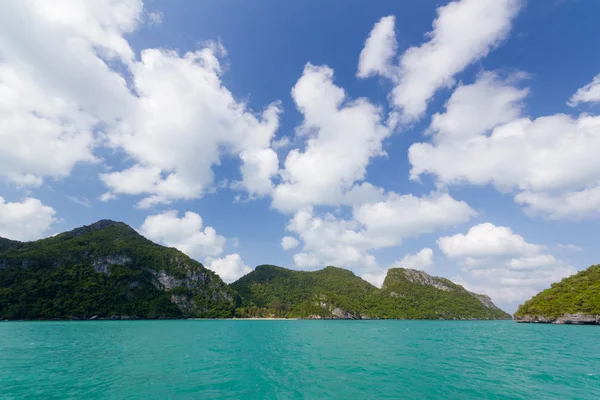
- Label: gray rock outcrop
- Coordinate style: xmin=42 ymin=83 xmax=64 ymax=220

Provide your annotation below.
xmin=403 ymin=269 xmax=450 ymax=291
xmin=515 ymin=313 xmax=600 ymax=324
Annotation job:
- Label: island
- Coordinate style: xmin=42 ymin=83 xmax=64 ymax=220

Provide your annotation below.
xmin=0 ymin=220 xmax=510 ymax=321
xmin=514 ymin=265 xmax=600 ymax=324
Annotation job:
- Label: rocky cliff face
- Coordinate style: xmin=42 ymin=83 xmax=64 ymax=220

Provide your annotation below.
xmin=92 ymin=255 xmax=132 ymax=275
xmin=515 ymin=313 xmax=600 ymax=324
xmin=470 ymin=293 xmax=497 ymax=310
xmin=380 ymin=268 xmax=511 ymax=320
xmin=400 ymin=269 xmax=451 ymax=291
xmin=0 ymin=220 xmax=237 ymax=319
xmin=232 ymin=265 xmax=510 ymax=320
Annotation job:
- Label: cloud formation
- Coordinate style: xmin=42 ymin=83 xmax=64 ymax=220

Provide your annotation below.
xmin=410 ymin=73 xmax=600 ymax=219
xmin=0 ymin=197 xmax=56 ymax=241
xmin=272 ymin=63 xmax=390 ymax=212
xmin=438 ymin=223 xmax=575 ymax=304
xmin=358 ymin=0 xmax=523 ymax=121
xmin=139 ymin=210 xmax=252 ymax=282
xmin=286 ymin=192 xmax=475 ymax=277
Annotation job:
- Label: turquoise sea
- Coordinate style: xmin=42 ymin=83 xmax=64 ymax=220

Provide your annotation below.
xmin=0 ymin=320 xmax=598 ymax=399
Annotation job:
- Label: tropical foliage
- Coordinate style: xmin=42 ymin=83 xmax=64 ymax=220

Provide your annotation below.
xmin=232 ymin=265 xmax=511 ymax=320
xmin=514 ymin=265 xmax=600 ymax=319
xmin=0 ymin=220 xmax=237 ymax=320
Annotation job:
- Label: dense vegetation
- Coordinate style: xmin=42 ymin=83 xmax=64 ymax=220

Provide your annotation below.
xmin=232 ymin=265 xmax=511 ymax=320
xmin=0 ymin=220 xmax=237 ymax=320
xmin=514 ymin=265 xmax=600 ymax=319
xmin=372 ymin=269 xmax=510 ymax=320
xmin=231 ymin=265 xmax=377 ymax=318
xmin=0 ymin=220 xmax=511 ymax=320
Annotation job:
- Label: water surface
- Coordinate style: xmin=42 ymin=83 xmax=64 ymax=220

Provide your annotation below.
xmin=0 ymin=320 xmax=597 ymax=399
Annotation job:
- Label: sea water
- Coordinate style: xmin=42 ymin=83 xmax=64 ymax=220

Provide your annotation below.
xmin=0 ymin=320 xmax=598 ymax=399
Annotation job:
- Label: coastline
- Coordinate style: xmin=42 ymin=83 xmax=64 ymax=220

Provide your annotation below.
xmin=514 ymin=313 xmax=600 ymax=325
xmin=2 ymin=317 xmax=513 ymax=322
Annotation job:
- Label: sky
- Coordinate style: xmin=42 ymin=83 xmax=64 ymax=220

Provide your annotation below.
xmin=1 ymin=0 xmax=599 ymax=312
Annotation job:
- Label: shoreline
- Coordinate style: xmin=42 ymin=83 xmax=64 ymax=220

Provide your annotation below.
xmin=1 ymin=317 xmax=513 ymax=322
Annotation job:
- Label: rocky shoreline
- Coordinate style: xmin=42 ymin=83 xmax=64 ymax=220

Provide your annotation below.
xmin=515 ymin=313 xmax=600 ymax=325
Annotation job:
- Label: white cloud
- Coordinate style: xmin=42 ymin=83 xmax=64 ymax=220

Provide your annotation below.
xmin=98 ymin=192 xmax=117 ymax=202
xmin=0 ymin=197 xmax=56 ymax=241
xmin=427 ymin=72 xmax=528 ymax=142
xmin=409 ymin=72 xmax=600 ymax=219
xmin=205 ymin=253 xmax=252 ymax=283
xmin=104 ymin=46 xmax=282 ymax=205
xmin=361 ymin=269 xmax=388 ymax=288
xmin=437 ymin=223 xmax=542 ymax=259
xmin=556 ymin=244 xmax=583 ymax=252
xmin=354 ymin=192 xmax=477 ymax=240
xmin=569 ymin=73 xmax=600 ymax=106
xmin=281 ymin=236 xmax=300 ymax=251
xmin=515 ymin=185 xmax=600 ymax=220
xmin=358 ymin=0 xmax=523 ymax=120
xmin=139 ymin=210 xmax=253 ymax=282
xmin=438 ymin=223 xmax=576 ymax=305
xmin=357 ymin=15 xmax=397 ymax=79
xmin=391 ymin=248 xmax=434 ymax=271
xmin=286 ymin=191 xmax=474 ymax=274
xmin=272 ymin=63 xmax=391 ymax=212
xmin=238 ymin=148 xmax=279 ymax=197
xmin=139 ymin=211 xmax=226 ymax=260
xmin=0 ymin=1 xmax=283 ymax=205
xmin=0 ymin=0 xmax=142 ymax=186
xmin=287 ymin=207 xmax=379 ymax=270
xmin=66 ymin=196 xmax=91 ymax=208
xmin=146 ymin=10 xmax=163 ymax=25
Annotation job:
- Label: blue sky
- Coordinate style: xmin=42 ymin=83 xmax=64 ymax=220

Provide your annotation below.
xmin=1 ymin=0 xmax=599 ymax=311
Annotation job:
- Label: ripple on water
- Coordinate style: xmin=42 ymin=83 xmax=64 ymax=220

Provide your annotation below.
xmin=0 ymin=320 xmax=598 ymax=399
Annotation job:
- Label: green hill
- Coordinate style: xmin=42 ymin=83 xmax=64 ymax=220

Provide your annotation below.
xmin=231 ymin=265 xmax=510 ymax=320
xmin=0 ymin=220 xmax=511 ymax=321
xmin=0 ymin=220 xmax=237 ymax=320
xmin=514 ymin=265 xmax=600 ymax=324
xmin=372 ymin=268 xmax=510 ymax=320
xmin=231 ymin=265 xmax=377 ymax=318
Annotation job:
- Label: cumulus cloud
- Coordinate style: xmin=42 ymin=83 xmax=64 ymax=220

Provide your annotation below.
xmin=515 ymin=185 xmax=600 ymax=220
xmin=205 ymin=254 xmax=251 ymax=283
xmin=438 ymin=223 xmax=576 ymax=305
xmin=98 ymin=192 xmax=117 ymax=202
xmin=139 ymin=210 xmax=253 ymax=282
xmin=437 ymin=223 xmax=543 ymax=259
xmin=569 ymin=73 xmax=600 ymax=106
xmin=361 ymin=269 xmax=388 ymax=288
xmin=286 ymin=191 xmax=474 ymax=275
xmin=357 ymin=15 xmax=397 ymax=79
xmin=0 ymin=197 xmax=56 ymax=241
xmin=427 ymin=72 xmax=528 ymax=143
xmin=104 ymin=46 xmax=282 ymax=206
xmin=281 ymin=236 xmax=300 ymax=251
xmin=358 ymin=0 xmax=523 ymax=121
xmin=391 ymin=248 xmax=434 ymax=271
xmin=139 ymin=211 xmax=226 ymax=259
xmin=409 ymin=72 xmax=600 ymax=219
xmin=0 ymin=1 xmax=282 ymax=207
xmin=0 ymin=0 xmax=141 ymax=186
xmin=272 ymin=63 xmax=391 ymax=212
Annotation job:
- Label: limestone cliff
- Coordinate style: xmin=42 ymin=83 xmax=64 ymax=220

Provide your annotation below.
xmin=0 ymin=220 xmax=237 ymax=319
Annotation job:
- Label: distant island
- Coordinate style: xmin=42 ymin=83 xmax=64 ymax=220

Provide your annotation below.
xmin=514 ymin=265 xmax=600 ymax=325
xmin=232 ymin=265 xmax=509 ymax=320
xmin=0 ymin=220 xmax=510 ymax=321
